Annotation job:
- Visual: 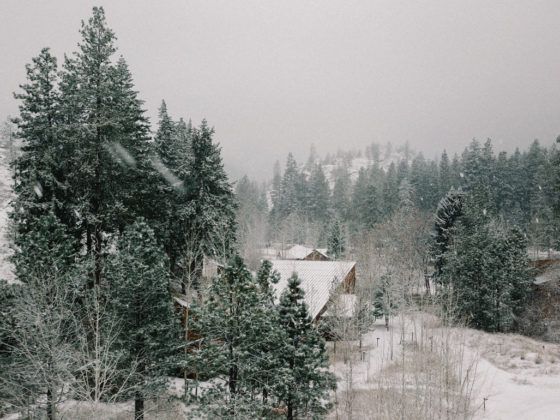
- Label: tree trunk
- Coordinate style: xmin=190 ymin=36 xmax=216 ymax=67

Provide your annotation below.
xmin=46 ymin=386 xmax=55 ymax=420
xmin=94 ymin=225 xmax=102 ymax=286
xmin=86 ymin=224 xmax=94 ymax=289
xmin=287 ymin=403 xmax=293 ymax=420
xmin=262 ymin=387 xmax=268 ymax=404
xmin=93 ymin=87 xmax=103 ymax=287
xmin=134 ymin=396 xmax=144 ymax=420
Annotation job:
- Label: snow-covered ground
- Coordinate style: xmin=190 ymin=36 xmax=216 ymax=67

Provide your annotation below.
xmin=329 ymin=315 xmax=560 ymax=420
xmin=464 ymin=329 xmax=560 ymax=420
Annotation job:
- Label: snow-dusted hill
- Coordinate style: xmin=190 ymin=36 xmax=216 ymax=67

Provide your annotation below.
xmin=320 ymin=149 xmax=409 ymax=188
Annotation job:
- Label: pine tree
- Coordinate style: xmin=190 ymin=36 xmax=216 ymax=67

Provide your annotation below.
xmin=278 ymin=153 xmax=300 ymax=219
xmin=432 ymin=188 xmax=466 ymax=281
xmin=351 ymin=168 xmax=380 ymax=230
xmin=396 ymin=159 xmax=410 ymax=185
xmin=152 ymin=100 xmax=192 ymax=279
xmin=331 ymin=169 xmax=351 ymax=220
xmin=442 ymin=209 xmax=532 ymax=332
xmin=192 ymin=257 xmax=283 ymax=418
xmin=185 ymin=120 xmax=237 ymax=289
xmin=271 ymin=160 xmax=282 ymax=208
xmin=57 ymin=7 xmax=153 ymax=287
xmin=327 ymin=219 xmax=346 ymax=260
xmin=382 ymin=162 xmax=399 ymax=217
xmin=277 ymin=274 xmax=336 ymax=419
xmin=439 ymin=150 xmax=451 ymax=200
xmin=307 ymin=164 xmax=330 ymax=222
xmin=253 ymin=260 xmax=287 ymax=412
xmin=106 ymin=219 xmax=180 ymax=420
xmin=11 ymin=48 xmax=78 ymax=244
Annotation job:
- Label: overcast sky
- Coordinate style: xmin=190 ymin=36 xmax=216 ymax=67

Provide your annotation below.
xmin=1 ymin=1 xmax=559 ymax=178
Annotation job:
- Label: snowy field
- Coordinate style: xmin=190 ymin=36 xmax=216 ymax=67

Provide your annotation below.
xmin=328 ymin=315 xmax=560 ymax=420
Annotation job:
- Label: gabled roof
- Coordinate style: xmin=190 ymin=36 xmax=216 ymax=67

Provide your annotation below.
xmin=316 ymin=248 xmax=329 ymax=258
xmin=270 ymin=260 xmax=356 ymax=319
xmin=283 ymin=244 xmax=315 ymax=260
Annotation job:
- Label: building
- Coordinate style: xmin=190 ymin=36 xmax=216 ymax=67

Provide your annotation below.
xmin=270 ymin=260 xmax=356 ymax=321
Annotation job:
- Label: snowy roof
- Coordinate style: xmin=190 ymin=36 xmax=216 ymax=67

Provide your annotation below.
xmin=270 ymin=260 xmax=356 ymax=319
xmin=283 ymin=244 xmax=315 ymax=260
xmin=316 ymin=248 xmax=329 ymax=258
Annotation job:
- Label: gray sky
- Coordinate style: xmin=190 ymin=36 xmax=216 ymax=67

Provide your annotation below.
xmin=1 ymin=1 xmax=559 ymax=178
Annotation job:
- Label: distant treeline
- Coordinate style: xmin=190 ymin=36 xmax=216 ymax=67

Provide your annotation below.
xmin=260 ymin=138 xmax=558 ymax=251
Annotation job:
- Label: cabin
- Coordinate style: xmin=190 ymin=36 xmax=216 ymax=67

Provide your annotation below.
xmin=282 ymin=244 xmax=330 ymax=261
xmin=270 ymin=260 xmax=356 ymax=321
xmin=303 ymin=248 xmax=330 ymax=261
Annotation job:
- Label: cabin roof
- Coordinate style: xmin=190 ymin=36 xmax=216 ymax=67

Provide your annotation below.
xmin=284 ymin=244 xmax=315 ymax=259
xmin=270 ymin=260 xmax=356 ymax=319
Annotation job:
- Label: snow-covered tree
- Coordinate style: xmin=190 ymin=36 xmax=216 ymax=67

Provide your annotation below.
xmin=442 ymin=203 xmax=533 ymax=332
xmin=106 ymin=220 xmax=181 ymax=420
xmin=185 ymin=120 xmax=237 ymax=288
xmin=276 ymin=274 xmax=336 ymax=419
xmin=327 ymin=219 xmax=346 ymax=260
xmin=192 ymin=257 xmax=284 ymax=418
xmin=57 ymin=7 xmax=153 ymax=287
xmin=432 ymin=188 xmax=466 ymax=282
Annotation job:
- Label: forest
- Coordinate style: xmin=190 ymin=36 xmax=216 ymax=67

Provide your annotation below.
xmin=1 ymin=6 xmax=560 ymax=420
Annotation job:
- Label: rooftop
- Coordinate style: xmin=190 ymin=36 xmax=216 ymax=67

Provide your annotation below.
xmin=270 ymin=260 xmax=356 ymax=319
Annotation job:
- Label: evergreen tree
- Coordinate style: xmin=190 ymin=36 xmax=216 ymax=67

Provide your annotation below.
xmin=278 ymin=153 xmax=300 ymax=219
xmin=495 ymin=151 xmax=514 ymax=220
xmin=58 ymin=7 xmax=153 ymax=287
xmin=277 ymin=274 xmax=336 ymax=419
xmin=327 ymin=219 xmax=346 ymax=259
xmin=192 ymin=257 xmax=283 ymax=418
xmin=398 ymin=178 xmax=415 ymax=210
xmin=253 ymin=261 xmax=287 ymax=413
xmin=351 ymin=168 xmax=380 ymax=230
xmin=381 ymin=162 xmax=399 ymax=217
xmin=106 ymin=220 xmax=180 ymax=420
xmin=439 ymin=150 xmax=451 ymax=199
xmin=271 ymin=160 xmax=282 ymax=208
xmin=410 ymin=153 xmax=439 ymax=210
xmin=11 ymin=48 xmax=78 ymax=244
xmin=450 ymin=153 xmax=463 ymax=189
xmin=396 ymin=159 xmax=410 ymax=185
xmin=185 ymin=120 xmax=237 ymax=289
xmin=331 ymin=168 xmax=351 ymax=220
xmin=307 ymin=164 xmax=330 ymax=222
xmin=461 ymin=139 xmax=495 ymax=214
xmin=152 ymin=100 xmax=192 ymax=279
xmin=432 ymin=188 xmax=466 ymax=281
xmin=442 ymin=206 xmax=532 ymax=332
